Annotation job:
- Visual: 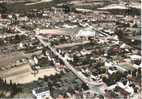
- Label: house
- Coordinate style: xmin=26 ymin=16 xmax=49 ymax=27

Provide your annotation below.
xmin=32 ymin=86 xmax=51 ymax=99
xmin=76 ymin=27 xmax=96 ymax=37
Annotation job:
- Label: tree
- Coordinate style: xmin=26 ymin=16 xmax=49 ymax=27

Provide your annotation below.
xmin=10 ymin=80 xmax=13 ymax=86
xmin=132 ymin=70 xmax=137 ymax=77
xmin=0 ymin=3 xmax=8 ymax=13
xmin=0 ymin=39 xmax=4 ymax=46
xmin=14 ymin=35 xmax=21 ymax=43
xmin=81 ymin=83 xmax=89 ymax=90
xmin=88 ymin=37 xmax=94 ymax=45
xmin=0 ymin=92 xmax=6 ymax=98
xmin=63 ymin=4 xmax=70 ymax=13
xmin=100 ymin=67 xmax=107 ymax=74
xmin=99 ymin=95 xmax=104 ymax=99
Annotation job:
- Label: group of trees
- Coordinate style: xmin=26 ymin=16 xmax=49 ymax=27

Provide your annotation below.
xmin=0 ymin=3 xmax=8 ymax=13
xmin=132 ymin=68 xmax=141 ymax=85
xmin=0 ymin=39 xmax=5 ymax=46
xmin=43 ymin=70 xmax=88 ymax=98
xmin=103 ymin=67 xmax=141 ymax=88
xmin=0 ymin=78 xmax=22 ymax=98
xmin=102 ymin=71 xmax=123 ymax=86
xmin=1 ymin=34 xmax=27 ymax=45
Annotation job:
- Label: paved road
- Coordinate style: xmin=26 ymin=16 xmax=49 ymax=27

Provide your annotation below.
xmin=55 ymin=41 xmax=90 ymax=49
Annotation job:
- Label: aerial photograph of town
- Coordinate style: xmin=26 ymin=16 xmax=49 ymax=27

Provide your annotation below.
xmin=0 ymin=0 xmax=141 ymax=99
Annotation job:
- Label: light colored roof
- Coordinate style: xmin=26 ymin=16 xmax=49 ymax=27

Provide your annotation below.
xmin=98 ymin=4 xmax=129 ymax=10
xmin=35 ymin=28 xmax=80 ymax=36
xmin=117 ymin=82 xmax=134 ymax=95
xmin=76 ymin=27 xmax=96 ymax=37
xmin=130 ymin=55 xmax=141 ymax=60
xmin=129 ymin=3 xmax=141 ymax=9
xmin=25 ymin=0 xmax=52 ymax=6
xmin=76 ymin=8 xmax=93 ymax=12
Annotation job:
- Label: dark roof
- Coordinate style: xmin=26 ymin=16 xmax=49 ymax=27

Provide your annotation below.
xmin=35 ymin=86 xmax=49 ymax=94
